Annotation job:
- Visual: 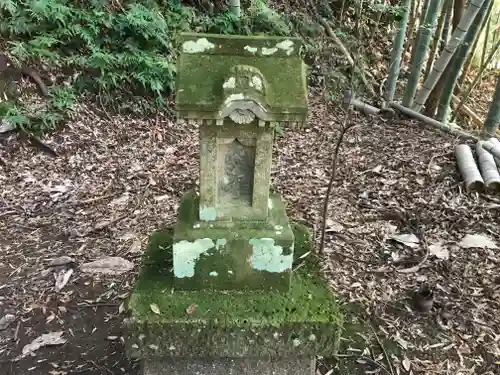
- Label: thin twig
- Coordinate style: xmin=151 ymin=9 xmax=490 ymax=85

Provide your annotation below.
xmin=318 ymin=113 xmax=357 ymax=254
xmin=19 ymin=124 xmax=58 ymax=157
xmin=369 ymin=323 xmax=395 ymax=375
xmin=335 ymin=353 xmax=392 ymax=375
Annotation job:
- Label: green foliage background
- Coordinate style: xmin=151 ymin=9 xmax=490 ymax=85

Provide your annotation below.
xmin=0 ymin=0 xmax=292 ymax=132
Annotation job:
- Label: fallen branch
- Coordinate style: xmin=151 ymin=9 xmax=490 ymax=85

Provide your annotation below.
xmin=317 ymin=18 xmax=376 ymax=97
xmin=319 ymin=112 xmax=357 ymax=254
xmin=451 ymin=94 xmax=483 ymax=127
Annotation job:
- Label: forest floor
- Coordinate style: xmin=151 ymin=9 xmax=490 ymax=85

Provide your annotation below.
xmin=1 ymin=92 xmax=500 ymax=375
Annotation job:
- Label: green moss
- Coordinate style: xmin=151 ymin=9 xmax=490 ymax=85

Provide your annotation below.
xmin=175 ymin=33 xmax=308 ymax=119
xmin=125 ymin=225 xmax=343 ymax=358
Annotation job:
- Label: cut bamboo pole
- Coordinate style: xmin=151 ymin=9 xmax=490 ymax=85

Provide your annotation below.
xmin=455 ymin=144 xmax=484 ymax=192
xmin=390 ymin=102 xmax=478 ymax=140
xmin=475 ymin=140 xmax=500 ymax=191
xmin=488 ymin=137 xmax=500 ymax=167
xmin=482 ymin=139 xmax=500 ymax=159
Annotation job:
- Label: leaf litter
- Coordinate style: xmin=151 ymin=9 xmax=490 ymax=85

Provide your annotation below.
xmin=0 ymin=96 xmax=499 ymax=374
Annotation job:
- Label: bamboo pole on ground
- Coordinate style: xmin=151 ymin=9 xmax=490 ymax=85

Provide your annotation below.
xmin=455 ymin=144 xmax=484 ymax=192
xmin=482 ymin=139 xmax=500 ymax=159
xmin=488 ymin=137 xmax=500 ymax=167
xmin=475 ymin=140 xmax=500 ymax=191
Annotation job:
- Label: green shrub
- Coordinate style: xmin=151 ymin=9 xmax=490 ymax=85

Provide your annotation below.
xmin=0 ymin=0 xmax=293 ymax=132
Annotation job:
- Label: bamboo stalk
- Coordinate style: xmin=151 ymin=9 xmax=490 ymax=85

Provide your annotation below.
xmin=455 ymin=144 xmax=484 ymax=192
xmin=229 ymin=0 xmax=241 ymax=17
xmin=482 ymin=76 xmax=500 ymax=139
xmin=436 ymin=0 xmax=492 ymax=122
xmin=424 ymin=0 xmax=449 ymax=81
xmin=385 ymin=0 xmax=412 ymax=103
xmin=412 ymin=0 xmax=487 ymax=112
xmin=451 ymin=39 xmax=500 ymax=123
xmin=403 ymin=0 xmax=443 ymax=107
xmin=476 ymin=140 xmax=500 ymax=191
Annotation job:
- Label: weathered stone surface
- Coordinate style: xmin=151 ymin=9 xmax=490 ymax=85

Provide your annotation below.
xmin=142 ymin=357 xmax=316 ymax=375
xmin=218 ymin=137 xmax=255 ymax=207
xmin=200 ymin=120 xmax=273 ymax=222
xmin=125 ymin=225 xmax=342 ymax=359
xmin=175 ymin=33 xmax=308 ymax=125
xmin=173 ymin=190 xmax=295 ymax=291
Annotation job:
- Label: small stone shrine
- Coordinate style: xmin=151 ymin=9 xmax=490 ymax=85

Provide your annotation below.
xmin=125 ymin=33 xmax=343 ymax=375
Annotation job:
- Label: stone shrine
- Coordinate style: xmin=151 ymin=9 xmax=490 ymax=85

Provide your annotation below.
xmin=125 ymin=33 xmax=342 ymax=375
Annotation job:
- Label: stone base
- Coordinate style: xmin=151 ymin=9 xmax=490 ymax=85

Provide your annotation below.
xmin=142 ymin=357 xmax=315 ymax=375
xmin=125 ymin=225 xmax=343 ymax=360
xmin=172 ymin=190 xmax=295 ymax=291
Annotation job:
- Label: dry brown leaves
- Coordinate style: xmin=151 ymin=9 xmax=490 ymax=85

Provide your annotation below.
xmin=1 ymin=94 xmax=500 ymax=374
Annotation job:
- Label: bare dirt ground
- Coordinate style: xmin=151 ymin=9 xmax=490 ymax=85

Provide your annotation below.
xmin=1 ymin=95 xmax=499 ymax=375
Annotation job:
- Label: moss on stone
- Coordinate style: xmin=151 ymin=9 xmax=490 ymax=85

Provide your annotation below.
xmin=172 ymin=191 xmax=296 ymax=291
xmin=175 ymin=33 xmax=308 ymax=120
xmin=125 ymin=225 xmax=343 ymax=359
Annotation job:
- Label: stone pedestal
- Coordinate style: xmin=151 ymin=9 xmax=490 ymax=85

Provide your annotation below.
xmin=143 ymin=357 xmax=315 ymax=375
xmin=125 ymin=227 xmax=342 ymax=372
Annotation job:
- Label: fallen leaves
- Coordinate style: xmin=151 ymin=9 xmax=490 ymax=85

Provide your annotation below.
xmin=428 ymin=241 xmax=449 ymax=260
xmin=0 ymin=314 xmax=15 ymax=330
xmin=389 ymin=233 xmax=420 ymax=248
xmin=459 ymin=233 xmax=498 ymax=249
xmin=81 ymin=257 xmax=134 ymax=275
xmin=22 ymin=332 xmax=67 ymax=357
xmin=150 ymin=303 xmax=161 ymax=315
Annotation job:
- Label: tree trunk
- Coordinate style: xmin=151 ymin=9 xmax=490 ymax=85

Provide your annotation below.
xmin=403 ymin=0 xmax=443 ymax=107
xmin=482 ymin=76 xmax=500 ymax=138
xmin=384 ymin=0 xmax=412 ymax=103
xmin=423 ymin=0 xmax=467 ymax=116
xmin=436 ymin=0 xmax=492 ymax=122
xmin=412 ymin=0 xmax=486 ymax=113
xmin=424 ymin=0 xmax=449 ymax=81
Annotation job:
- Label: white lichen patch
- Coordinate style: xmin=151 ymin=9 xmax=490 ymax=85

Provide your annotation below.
xmin=173 ymin=238 xmax=215 ymax=278
xmin=276 ymin=40 xmax=294 ymax=55
xmin=249 ymin=238 xmax=293 ymax=273
xmin=209 ymin=271 xmax=218 ymax=277
xmin=308 ymin=334 xmax=316 ymax=341
xmin=244 ymin=46 xmax=258 ymax=54
xmin=216 ymin=239 xmax=227 ymax=250
xmin=200 ymin=206 xmax=216 ymax=221
xmin=223 ymin=77 xmax=236 ymax=89
xmin=261 ymin=47 xmax=278 ymax=56
xmin=250 ymin=76 xmax=263 ymax=91
xmin=224 ymin=93 xmax=245 ymax=104
xmin=182 ymin=38 xmax=215 ymax=53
